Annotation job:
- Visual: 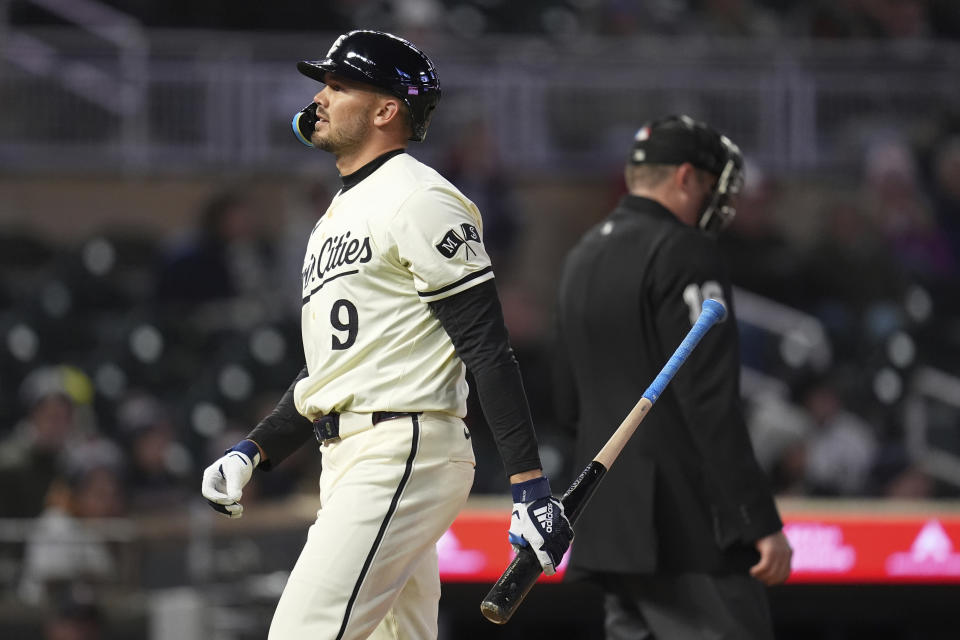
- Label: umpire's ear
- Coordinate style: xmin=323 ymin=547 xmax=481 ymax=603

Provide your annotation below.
xmin=674 ymin=162 xmax=699 ymax=190
xmin=672 ymin=163 xmax=704 ymax=226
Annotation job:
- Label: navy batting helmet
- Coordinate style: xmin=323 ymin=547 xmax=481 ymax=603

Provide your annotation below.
xmin=297 ymin=30 xmax=441 ymax=143
xmin=629 ymin=115 xmax=744 ymax=232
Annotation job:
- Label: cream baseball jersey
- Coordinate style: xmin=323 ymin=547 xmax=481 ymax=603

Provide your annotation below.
xmin=293 ymin=153 xmax=494 ymax=420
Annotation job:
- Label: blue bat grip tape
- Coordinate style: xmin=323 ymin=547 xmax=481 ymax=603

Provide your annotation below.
xmin=642 ymin=299 xmax=726 ymax=403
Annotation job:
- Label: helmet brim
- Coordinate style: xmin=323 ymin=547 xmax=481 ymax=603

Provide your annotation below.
xmin=297 ymin=59 xmax=400 ymax=96
xmin=297 ymin=60 xmax=334 ymax=84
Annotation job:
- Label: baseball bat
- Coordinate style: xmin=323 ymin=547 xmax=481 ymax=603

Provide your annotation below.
xmin=480 ymin=299 xmax=727 ymax=624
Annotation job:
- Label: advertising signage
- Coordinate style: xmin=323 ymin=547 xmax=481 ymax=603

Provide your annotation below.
xmin=439 ymin=506 xmax=960 ymax=584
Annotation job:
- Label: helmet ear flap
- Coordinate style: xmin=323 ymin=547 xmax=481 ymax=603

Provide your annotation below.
xmin=404 ymin=93 xmax=440 ymax=142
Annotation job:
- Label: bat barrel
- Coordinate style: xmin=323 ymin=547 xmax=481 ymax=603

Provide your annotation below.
xmin=480 ymin=546 xmax=543 ymax=624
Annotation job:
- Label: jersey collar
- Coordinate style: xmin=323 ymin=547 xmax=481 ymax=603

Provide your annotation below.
xmin=340 ymin=148 xmax=406 ymax=193
xmin=618 ymin=194 xmax=679 ymax=223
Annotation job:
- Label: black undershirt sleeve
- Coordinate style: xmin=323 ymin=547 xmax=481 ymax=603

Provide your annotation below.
xmin=429 ymin=279 xmax=543 ymax=478
xmin=245 ymin=365 xmax=313 ymax=471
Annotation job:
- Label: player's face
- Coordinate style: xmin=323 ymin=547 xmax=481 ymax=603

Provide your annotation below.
xmin=310 ymin=74 xmax=381 ymax=155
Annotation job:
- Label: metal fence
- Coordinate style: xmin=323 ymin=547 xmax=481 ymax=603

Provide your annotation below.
xmin=3 ymin=28 xmax=960 ymax=176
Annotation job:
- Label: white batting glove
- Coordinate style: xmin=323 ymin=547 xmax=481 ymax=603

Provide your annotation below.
xmin=508 ymin=477 xmax=573 ymax=576
xmin=201 ymin=440 xmax=261 ymax=518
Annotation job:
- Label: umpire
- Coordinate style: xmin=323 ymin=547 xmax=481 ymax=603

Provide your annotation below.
xmin=554 ymin=115 xmax=792 ymax=639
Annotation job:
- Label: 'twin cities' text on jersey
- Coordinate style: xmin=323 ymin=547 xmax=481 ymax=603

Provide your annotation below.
xmin=293 ymin=153 xmax=495 ymax=421
xmin=301 ymin=230 xmax=374 ymax=302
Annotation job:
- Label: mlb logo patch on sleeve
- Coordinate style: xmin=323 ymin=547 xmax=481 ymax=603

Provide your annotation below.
xmin=436 ymin=224 xmax=481 ymax=259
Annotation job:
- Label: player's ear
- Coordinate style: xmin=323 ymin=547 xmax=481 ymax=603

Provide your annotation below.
xmin=373 ymin=97 xmax=403 ymax=129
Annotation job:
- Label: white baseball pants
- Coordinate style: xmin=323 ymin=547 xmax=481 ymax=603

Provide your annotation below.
xmin=268 ymin=412 xmax=475 ymax=640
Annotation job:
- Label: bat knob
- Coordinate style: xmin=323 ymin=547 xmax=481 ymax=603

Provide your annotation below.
xmin=480 ymin=600 xmax=510 ymax=625
xmin=701 ymin=298 xmax=727 ymax=323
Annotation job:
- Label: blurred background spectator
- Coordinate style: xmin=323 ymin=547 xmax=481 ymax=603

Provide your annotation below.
xmin=19 ymin=437 xmax=125 ymax=606
xmin=441 ymin=118 xmax=524 ymax=277
xmin=44 ymin=589 xmax=105 ymax=640
xmin=0 ymin=366 xmax=98 ymax=518
xmin=113 ymin=391 xmax=192 ymax=513
xmin=794 ymin=371 xmax=880 ymax=497
xmin=154 ymin=189 xmax=276 ymax=309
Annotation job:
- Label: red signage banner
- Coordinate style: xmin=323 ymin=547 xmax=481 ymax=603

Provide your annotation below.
xmin=783 ymin=514 xmax=960 ymax=584
xmin=439 ymin=506 xmax=960 ymax=584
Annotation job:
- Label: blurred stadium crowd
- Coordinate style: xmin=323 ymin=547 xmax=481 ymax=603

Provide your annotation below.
xmin=10 ymin=0 xmax=960 ymax=40
xmin=2 ymin=0 xmax=960 ymax=638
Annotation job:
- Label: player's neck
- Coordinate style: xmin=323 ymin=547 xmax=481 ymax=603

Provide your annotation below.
xmin=336 ymin=139 xmax=407 ymax=176
xmin=340 ymin=149 xmax=406 ymax=193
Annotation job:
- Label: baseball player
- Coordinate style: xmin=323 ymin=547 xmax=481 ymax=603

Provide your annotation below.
xmin=200 ymin=30 xmax=573 ymax=640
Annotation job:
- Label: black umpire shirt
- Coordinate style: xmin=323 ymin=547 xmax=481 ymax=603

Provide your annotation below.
xmin=554 ymin=194 xmax=782 ymax=577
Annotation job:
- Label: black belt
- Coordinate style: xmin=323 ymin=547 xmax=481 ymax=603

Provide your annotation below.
xmin=312 ymin=411 xmax=418 ymax=443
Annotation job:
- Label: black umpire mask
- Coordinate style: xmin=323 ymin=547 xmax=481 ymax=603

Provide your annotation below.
xmin=698 ymin=150 xmax=743 ymax=234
